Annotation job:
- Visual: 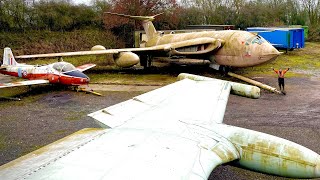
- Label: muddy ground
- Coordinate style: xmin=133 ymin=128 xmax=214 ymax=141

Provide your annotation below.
xmin=0 ymin=65 xmax=319 ymax=180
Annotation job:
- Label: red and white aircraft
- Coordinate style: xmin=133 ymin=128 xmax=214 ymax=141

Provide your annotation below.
xmin=0 ymin=47 xmax=95 ymax=89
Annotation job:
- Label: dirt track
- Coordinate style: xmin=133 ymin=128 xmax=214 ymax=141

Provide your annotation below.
xmin=0 ymin=70 xmax=319 ymax=179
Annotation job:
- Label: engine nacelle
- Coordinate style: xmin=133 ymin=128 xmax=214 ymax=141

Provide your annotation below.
xmin=114 ymin=52 xmax=139 ymax=68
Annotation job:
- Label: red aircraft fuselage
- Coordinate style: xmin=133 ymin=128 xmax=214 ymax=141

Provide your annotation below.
xmin=0 ymin=62 xmax=90 ymax=86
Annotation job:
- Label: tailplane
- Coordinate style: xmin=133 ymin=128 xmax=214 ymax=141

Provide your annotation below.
xmin=104 ymin=12 xmax=163 ymax=40
xmin=3 ymin=47 xmax=18 ymax=66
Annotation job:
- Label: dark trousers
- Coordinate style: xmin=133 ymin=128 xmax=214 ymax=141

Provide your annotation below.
xmin=278 ymin=78 xmax=285 ymax=90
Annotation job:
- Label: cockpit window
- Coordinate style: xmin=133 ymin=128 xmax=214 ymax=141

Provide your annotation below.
xmin=252 ymin=35 xmax=265 ymax=45
xmin=53 ymin=62 xmax=76 ymax=72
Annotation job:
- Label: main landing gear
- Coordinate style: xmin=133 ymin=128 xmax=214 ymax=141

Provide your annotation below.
xmin=209 ymin=63 xmax=230 ymax=76
xmin=140 ymin=55 xmax=152 ymax=69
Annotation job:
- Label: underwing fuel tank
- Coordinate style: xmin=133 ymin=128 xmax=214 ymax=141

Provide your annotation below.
xmin=215 ymin=124 xmax=320 ymax=178
xmin=114 ymin=52 xmax=140 ymax=68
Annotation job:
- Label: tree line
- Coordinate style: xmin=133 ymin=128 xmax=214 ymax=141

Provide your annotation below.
xmin=1 ymin=0 xmax=320 ymax=40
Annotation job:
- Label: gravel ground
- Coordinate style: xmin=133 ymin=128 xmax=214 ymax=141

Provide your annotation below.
xmin=0 ymin=71 xmax=319 ymax=180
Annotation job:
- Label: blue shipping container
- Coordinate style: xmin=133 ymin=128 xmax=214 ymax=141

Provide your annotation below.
xmin=247 ymin=27 xmax=305 ymax=50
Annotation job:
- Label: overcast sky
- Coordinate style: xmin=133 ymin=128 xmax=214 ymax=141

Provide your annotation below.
xmin=72 ymin=0 xmax=91 ymax=5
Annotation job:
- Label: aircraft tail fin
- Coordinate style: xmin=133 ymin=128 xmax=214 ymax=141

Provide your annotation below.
xmin=104 ymin=12 xmax=163 ymax=41
xmin=3 ymin=47 xmax=18 ymax=66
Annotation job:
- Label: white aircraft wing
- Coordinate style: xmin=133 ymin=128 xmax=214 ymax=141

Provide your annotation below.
xmin=76 ymin=63 xmax=96 ymax=72
xmin=0 ymin=79 xmax=49 ymax=89
xmin=0 ymin=78 xmax=240 ymax=180
xmin=15 ymin=38 xmax=223 ymax=59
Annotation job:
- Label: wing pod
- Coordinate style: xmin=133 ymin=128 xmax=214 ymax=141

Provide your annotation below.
xmin=165 ymin=38 xmax=224 ymax=56
xmin=216 ymin=124 xmax=320 ymax=178
xmin=91 ymin=45 xmax=106 ymax=51
xmin=113 ymin=52 xmax=140 ymax=68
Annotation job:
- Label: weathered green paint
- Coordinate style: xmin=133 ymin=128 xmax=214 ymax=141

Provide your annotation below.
xmin=216 ymin=124 xmax=320 ymax=178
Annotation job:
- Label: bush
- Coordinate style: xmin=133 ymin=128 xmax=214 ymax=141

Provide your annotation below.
xmin=0 ymin=29 xmax=124 ymax=59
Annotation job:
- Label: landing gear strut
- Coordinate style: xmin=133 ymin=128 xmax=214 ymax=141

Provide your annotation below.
xmin=140 ymin=55 xmax=152 ymax=69
xmin=209 ymin=63 xmax=230 ymax=76
xmin=219 ymin=65 xmax=230 ymax=76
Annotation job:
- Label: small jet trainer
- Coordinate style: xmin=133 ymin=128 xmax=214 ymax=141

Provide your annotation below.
xmin=0 ymin=47 xmax=95 ymax=89
xmin=0 ymin=74 xmax=319 ymax=179
xmin=15 ymin=12 xmax=281 ymax=69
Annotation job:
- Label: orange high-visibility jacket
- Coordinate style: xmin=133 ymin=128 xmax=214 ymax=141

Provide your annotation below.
xmin=273 ymin=68 xmax=289 ymax=78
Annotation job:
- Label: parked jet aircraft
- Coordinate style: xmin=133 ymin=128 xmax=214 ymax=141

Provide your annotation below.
xmin=15 ymin=12 xmax=281 ymax=70
xmin=0 ymin=74 xmax=319 ymax=179
xmin=0 ymin=47 xmax=95 ymax=89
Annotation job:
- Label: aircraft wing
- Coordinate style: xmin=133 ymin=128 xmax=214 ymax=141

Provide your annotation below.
xmin=0 ymin=78 xmax=240 ymax=180
xmin=76 ymin=63 xmax=96 ymax=72
xmin=15 ymin=38 xmax=223 ymax=59
xmin=0 ymin=79 xmax=49 ymax=89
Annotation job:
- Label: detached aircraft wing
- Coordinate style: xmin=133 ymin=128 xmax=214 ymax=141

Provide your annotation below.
xmin=0 ymin=79 xmax=49 ymax=89
xmin=0 ymin=77 xmax=239 ymax=180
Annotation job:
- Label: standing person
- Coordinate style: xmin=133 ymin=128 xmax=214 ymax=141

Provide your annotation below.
xmin=273 ymin=68 xmax=289 ymax=92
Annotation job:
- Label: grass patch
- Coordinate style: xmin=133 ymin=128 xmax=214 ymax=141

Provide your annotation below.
xmin=19 ymin=144 xmax=44 ymax=157
xmin=54 ymin=129 xmax=67 ymax=135
xmin=0 ymin=135 xmax=6 ymax=150
xmin=65 ymin=111 xmax=87 ymax=121
xmin=89 ymin=73 xmax=176 ymax=85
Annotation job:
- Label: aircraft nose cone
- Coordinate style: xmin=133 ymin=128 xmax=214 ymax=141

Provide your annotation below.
xmin=260 ymin=44 xmax=281 ymax=62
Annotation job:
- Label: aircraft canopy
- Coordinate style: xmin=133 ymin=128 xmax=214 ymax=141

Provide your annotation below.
xmin=53 ymin=62 xmax=76 ymax=72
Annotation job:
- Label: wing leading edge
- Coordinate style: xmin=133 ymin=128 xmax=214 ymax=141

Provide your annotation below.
xmin=0 ymin=75 xmax=250 ymax=180
xmin=15 ymin=38 xmax=223 ymax=59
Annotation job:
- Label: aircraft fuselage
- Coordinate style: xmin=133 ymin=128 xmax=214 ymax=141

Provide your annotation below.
xmin=146 ymin=30 xmax=280 ymax=67
xmin=0 ymin=62 xmax=90 ymax=86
